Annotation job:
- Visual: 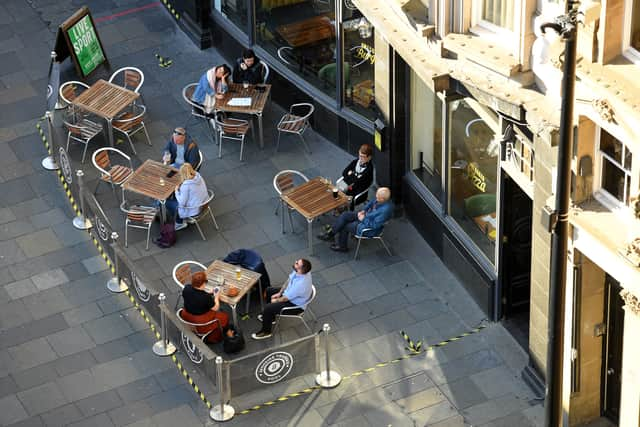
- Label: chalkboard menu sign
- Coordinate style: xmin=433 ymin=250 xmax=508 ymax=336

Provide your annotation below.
xmin=54 ymin=7 xmax=108 ymax=78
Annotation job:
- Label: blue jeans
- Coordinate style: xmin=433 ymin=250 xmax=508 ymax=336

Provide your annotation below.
xmin=161 ymin=198 xmax=182 ymax=223
xmin=332 ymin=211 xmax=359 ymax=249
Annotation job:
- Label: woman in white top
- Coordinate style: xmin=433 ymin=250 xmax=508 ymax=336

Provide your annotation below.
xmin=166 ymin=163 xmax=209 ymax=231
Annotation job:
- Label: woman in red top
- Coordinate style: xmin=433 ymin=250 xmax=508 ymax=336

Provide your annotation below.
xmin=181 ymin=271 xmax=229 ymax=343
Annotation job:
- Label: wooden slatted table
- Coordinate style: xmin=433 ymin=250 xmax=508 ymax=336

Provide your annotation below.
xmin=205 ymin=260 xmax=262 ymax=325
xmin=204 ymin=83 xmax=272 ymax=149
xmin=123 ymin=160 xmax=180 ymax=223
xmin=72 ymin=79 xmax=140 ymax=147
xmin=276 ymin=15 xmax=335 ymax=48
xmin=281 ymin=177 xmax=349 ymax=254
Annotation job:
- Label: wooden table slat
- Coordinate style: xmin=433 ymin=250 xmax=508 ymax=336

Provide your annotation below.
xmin=123 ymin=159 xmax=180 ymax=201
xmin=206 ymin=260 xmax=261 ymax=305
xmin=73 ymin=79 xmax=140 ymax=120
xmin=282 ymin=178 xmax=348 ymax=219
xmin=204 ymin=83 xmax=271 ymax=115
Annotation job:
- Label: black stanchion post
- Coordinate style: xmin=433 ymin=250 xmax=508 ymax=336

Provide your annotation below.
xmin=315 ymin=323 xmax=341 ymax=388
xmin=72 ymin=170 xmax=92 ymax=230
xmin=152 ymin=293 xmax=177 ymax=356
xmin=209 ymin=356 xmax=234 ymax=421
xmin=106 ymin=232 xmax=128 ymax=293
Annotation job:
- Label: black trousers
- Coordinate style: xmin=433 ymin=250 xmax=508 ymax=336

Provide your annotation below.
xmin=260 ymin=287 xmax=302 ymax=333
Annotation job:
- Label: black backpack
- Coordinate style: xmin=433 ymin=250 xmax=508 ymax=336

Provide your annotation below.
xmin=223 ymin=325 xmax=245 ymax=354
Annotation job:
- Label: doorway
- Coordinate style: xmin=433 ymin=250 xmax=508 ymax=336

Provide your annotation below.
xmin=602 ymin=275 xmax=624 ymax=423
xmin=499 ymin=175 xmax=532 ymax=348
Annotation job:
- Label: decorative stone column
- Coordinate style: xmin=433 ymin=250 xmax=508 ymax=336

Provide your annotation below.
xmin=618 ymin=289 xmax=640 ymax=427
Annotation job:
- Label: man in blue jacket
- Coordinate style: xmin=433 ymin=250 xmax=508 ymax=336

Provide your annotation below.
xmin=319 ymin=187 xmax=393 ymax=252
xmin=161 ymin=128 xmax=201 ymax=170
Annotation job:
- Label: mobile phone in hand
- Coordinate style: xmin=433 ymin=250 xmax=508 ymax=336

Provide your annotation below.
xmin=166 ymin=170 xmax=177 ymax=178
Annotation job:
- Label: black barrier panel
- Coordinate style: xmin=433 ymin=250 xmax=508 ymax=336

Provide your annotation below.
xmin=81 ymin=187 xmax=116 ymax=265
xmin=226 ymin=333 xmax=319 ymax=397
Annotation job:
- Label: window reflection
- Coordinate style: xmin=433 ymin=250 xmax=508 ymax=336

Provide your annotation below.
xmin=632 ymin=0 xmax=640 ymax=50
xmin=343 ymin=4 xmax=375 ymax=120
xmin=256 ymin=0 xmax=337 ymax=98
xmin=600 ymin=129 xmax=633 ymax=205
xmin=410 ymin=70 xmax=442 ymax=198
xmin=213 ymin=0 xmax=248 ymax=31
xmin=448 ymin=99 xmax=498 ymax=263
xmin=482 ymin=0 xmax=514 ymax=30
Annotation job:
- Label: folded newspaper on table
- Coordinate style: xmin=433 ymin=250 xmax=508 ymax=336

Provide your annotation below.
xmin=227 ymin=97 xmax=252 ymax=107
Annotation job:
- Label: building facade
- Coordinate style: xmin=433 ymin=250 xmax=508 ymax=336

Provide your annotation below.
xmin=175 ymin=0 xmax=640 ymax=424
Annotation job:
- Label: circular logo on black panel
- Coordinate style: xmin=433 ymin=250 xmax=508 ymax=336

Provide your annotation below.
xmin=255 ymin=351 xmax=294 ymax=384
xmin=58 ymin=147 xmax=72 ymax=184
xmin=94 ymin=215 xmax=109 ymax=241
xmin=131 ymin=271 xmax=150 ymax=302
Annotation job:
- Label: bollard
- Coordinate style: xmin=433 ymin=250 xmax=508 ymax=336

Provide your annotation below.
xmin=41 ymin=111 xmax=59 ymax=170
xmin=72 ymin=170 xmax=92 ymax=230
xmin=209 ymin=356 xmax=234 ymax=421
xmin=315 ymin=323 xmax=341 ymax=388
xmin=153 ymin=293 xmax=177 ymax=356
xmin=106 ymin=232 xmax=128 ymax=293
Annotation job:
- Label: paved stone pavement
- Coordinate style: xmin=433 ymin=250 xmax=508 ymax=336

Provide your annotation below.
xmin=0 ymin=0 xmax=545 ymax=426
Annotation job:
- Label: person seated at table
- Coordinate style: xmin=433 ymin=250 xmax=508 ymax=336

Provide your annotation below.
xmin=181 ymin=271 xmax=229 ymax=343
xmin=165 ymin=163 xmax=208 ymax=231
xmin=192 ymin=64 xmax=231 ymax=106
xmin=232 ymin=49 xmax=264 ymax=85
xmin=338 ymin=143 xmax=374 ymax=210
xmin=251 ymin=258 xmax=313 ymax=340
xmin=161 ymin=127 xmax=201 ymax=170
xmin=318 ymin=187 xmax=393 ymax=252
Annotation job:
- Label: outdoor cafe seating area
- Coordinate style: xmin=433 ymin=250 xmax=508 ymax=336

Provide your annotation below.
xmin=51 ymin=59 xmax=392 ymax=363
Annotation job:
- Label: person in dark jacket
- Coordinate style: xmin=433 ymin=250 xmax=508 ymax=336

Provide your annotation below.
xmin=232 ymin=49 xmax=265 ymax=85
xmin=180 ymin=271 xmax=229 ymax=343
xmin=338 ymin=143 xmax=374 ymax=209
xmin=161 ymin=127 xmax=201 ymax=170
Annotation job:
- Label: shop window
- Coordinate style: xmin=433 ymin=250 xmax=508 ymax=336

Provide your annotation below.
xmin=342 ymin=4 xmax=376 ymax=120
xmin=256 ymin=0 xmax=337 ymax=98
xmin=625 ymin=0 xmax=640 ymax=61
xmin=213 ymin=0 xmax=249 ymax=32
xmin=599 ymin=129 xmax=633 ymax=206
xmin=481 ymin=0 xmax=514 ymax=30
xmin=409 ymin=70 xmax=442 ymax=199
xmin=448 ymin=98 xmax=498 ymax=263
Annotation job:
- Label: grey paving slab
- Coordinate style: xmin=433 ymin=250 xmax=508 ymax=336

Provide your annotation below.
xmin=40 ymin=403 xmax=84 ymax=427
xmin=62 ymin=303 xmax=104 ymax=327
xmin=461 ymin=394 xmax=533 ymax=426
xmin=81 ymin=256 xmax=109 ymax=275
xmin=67 ymin=412 xmax=115 ymax=427
xmin=4 ymin=278 xmax=38 ymax=300
xmin=30 ymin=268 xmax=68 ymax=291
xmin=106 ymin=399 xmax=155 ymax=427
xmin=82 ymin=312 xmax=135 ymax=346
xmin=0 ymin=394 xmax=29 ymax=425
xmin=46 ymin=326 xmax=96 ymax=358
xmin=15 ymin=229 xmax=63 ymax=259
xmin=8 ymin=337 xmax=57 ymax=371
xmin=438 ymin=377 xmax=488 ymax=410
xmin=75 ymin=389 xmax=123 ymax=418
xmin=21 ymin=287 xmax=73 ymax=321
xmin=11 ymin=361 xmax=59 ymax=391
xmin=56 ymin=369 xmax=107 ymax=403
xmin=16 ymin=381 xmax=68 ymax=416
xmin=338 ymin=272 xmax=388 ymax=305
xmin=0 ymin=220 xmax=36 ymax=241
xmin=0 ymin=313 xmax=68 ymax=350
xmin=114 ymin=375 xmax=161 ymax=404
xmin=409 ymin=399 xmax=461 ymax=426
xmin=0 ymin=240 xmax=27 ymax=268
xmin=0 ymin=300 xmax=34 ymax=331
xmin=0 ymin=374 xmax=18 ymax=399
xmin=52 ymin=350 xmax=99 ymax=378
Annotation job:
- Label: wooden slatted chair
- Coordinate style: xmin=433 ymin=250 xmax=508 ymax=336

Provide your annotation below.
xmin=273 ymin=170 xmax=308 ymax=233
xmin=62 ymin=111 xmax=103 ymax=163
xmin=92 ymin=147 xmax=134 ymax=200
xmin=214 ymin=116 xmax=251 ymax=161
xmin=182 ymin=190 xmax=220 ymax=240
xmin=58 ymin=81 xmax=90 ymax=108
xmin=275 ymin=103 xmax=314 ymax=154
xmin=112 ymin=104 xmax=152 ymax=155
xmin=176 ymin=308 xmax=223 ymax=364
xmin=172 ymin=260 xmax=207 ymax=310
xmin=182 ymin=83 xmax=216 ymax=143
xmin=108 ymin=67 xmax=144 ymax=93
xmin=120 ymin=202 xmax=157 ymax=250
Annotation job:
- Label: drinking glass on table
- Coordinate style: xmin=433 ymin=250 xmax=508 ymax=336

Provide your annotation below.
xmin=235 ymin=268 xmax=242 ymax=280
xmin=162 ymin=151 xmax=170 ymax=165
xmin=242 ymin=81 xmax=249 ymax=91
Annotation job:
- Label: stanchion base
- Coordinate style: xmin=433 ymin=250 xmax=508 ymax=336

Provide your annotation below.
xmin=72 ymin=216 xmax=92 ymax=230
xmin=106 ymin=278 xmax=128 ymax=293
xmin=41 ymin=156 xmax=59 ymax=170
xmin=210 ymin=404 xmax=235 ymax=422
xmin=316 ymin=371 xmax=341 ymax=388
xmin=152 ymin=341 xmax=177 ymax=356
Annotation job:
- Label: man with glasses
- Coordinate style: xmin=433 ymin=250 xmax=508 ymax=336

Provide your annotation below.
xmin=161 ymin=127 xmax=201 ymax=170
xmin=251 ymin=258 xmax=313 ymax=340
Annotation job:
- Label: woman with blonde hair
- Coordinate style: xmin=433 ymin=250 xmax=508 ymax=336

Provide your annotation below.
xmin=165 ymin=163 xmax=209 ymax=231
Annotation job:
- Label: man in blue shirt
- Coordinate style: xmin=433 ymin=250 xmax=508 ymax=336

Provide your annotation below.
xmin=319 ymin=187 xmax=393 ymax=252
xmin=252 ymin=258 xmax=313 ymax=340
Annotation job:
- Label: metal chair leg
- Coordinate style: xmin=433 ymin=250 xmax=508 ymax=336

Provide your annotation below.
xmin=353 ymin=238 xmax=363 ymax=260
xmin=299 ymin=133 xmax=311 ymax=154
xmin=194 ymin=220 xmax=206 ymax=240
xmin=126 ymin=134 xmax=137 ymax=155
xmin=239 ymin=136 xmax=245 ymax=161
xmin=81 ymin=142 xmax=89 ymax=163
xmin=287 ymin=207 xmax=295 ymax=233
xmin=208 ymin=208 xmax=219 ymax=230
xmin=218 ymin=134 xmax=223 ymax=158
xmin=275 ymin=130 xmax=281 ymax=152
xmin=379 ymin=237 xmax=392 ymax=256
xmin=145 ymin=225 xmax=151 ymax=250
xmin=142 ymin=124 xmax=152 ymax=146
xmin=125 ymin=221 xmax=129 ymax=247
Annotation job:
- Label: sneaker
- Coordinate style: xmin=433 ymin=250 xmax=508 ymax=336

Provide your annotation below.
xmin=257 ymin=314 xmax=276 ymax=324
xmin=251 ymin=331 xmax=272 ymax=340
xmin=174 ymin=222 xmax=188 ymax=231
xmin=330 ymin=244 xmax=348 ymax=253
